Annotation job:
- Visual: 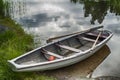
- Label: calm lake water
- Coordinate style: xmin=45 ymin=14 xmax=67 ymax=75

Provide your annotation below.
xmin=3 ymin=0 xmax=120 ymax=78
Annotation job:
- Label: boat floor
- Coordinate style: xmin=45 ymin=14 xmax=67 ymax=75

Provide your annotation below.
xmin=20 ymin=42 xmax=93 ymax=65
xmin=65 ymin=42 xmax=93 ymax=57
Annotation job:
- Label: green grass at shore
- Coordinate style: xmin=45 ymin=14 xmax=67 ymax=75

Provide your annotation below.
xmin=0 ymin=17 xmax=56 ymax=80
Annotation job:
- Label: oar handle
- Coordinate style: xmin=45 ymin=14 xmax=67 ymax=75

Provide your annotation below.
xmin=92 ymin=30 xmax=102 ymax=49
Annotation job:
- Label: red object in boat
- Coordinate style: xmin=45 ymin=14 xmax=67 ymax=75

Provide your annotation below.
xmin=48 ymin=56 xmax=55 ymax=61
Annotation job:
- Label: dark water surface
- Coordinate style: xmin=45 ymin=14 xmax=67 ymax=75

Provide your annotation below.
xmin=3 ymin=0 xmax=120 ymax=78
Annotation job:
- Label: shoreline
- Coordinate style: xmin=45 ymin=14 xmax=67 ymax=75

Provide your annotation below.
xmin=0 ymin=17 xmax=56 ymax=80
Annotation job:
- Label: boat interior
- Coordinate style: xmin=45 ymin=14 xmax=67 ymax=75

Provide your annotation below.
xmin=15 ymin=30 xmax=110 ymax=65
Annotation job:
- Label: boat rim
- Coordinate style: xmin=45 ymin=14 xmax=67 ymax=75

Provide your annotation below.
xmin=8 ymin=32 xmax=113 ymax=70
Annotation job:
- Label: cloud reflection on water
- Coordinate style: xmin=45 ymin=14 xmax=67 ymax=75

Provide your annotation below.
xmin=19 ymin=0 xmax=92 ymax=46
xmin=92 ymin=35 xmax=120 ymax=77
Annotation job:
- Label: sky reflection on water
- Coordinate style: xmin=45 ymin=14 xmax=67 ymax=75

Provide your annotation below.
xmin=4 ymin=0 xmax=120 ymax=78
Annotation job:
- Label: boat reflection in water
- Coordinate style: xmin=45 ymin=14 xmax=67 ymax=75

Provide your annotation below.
xmin=95 ymin=76 xmax=120 ymax=80
xmin=43 ymin=45 xmax=111 ymax=80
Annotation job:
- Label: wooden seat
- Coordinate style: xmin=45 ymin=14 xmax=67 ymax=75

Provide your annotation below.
xmin=41 ymin=49 xmax=63 ymax=59
xmin=57 ymin=44 xmax=82 ymax=53
xmin=86 ymin=33 xmax=106 ymax=38
xmin=81 ymin=37 xmax=96 ymax=42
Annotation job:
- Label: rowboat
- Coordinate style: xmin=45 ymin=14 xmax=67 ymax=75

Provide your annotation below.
xmin=8 ymin=26 xmax=113 ymax=72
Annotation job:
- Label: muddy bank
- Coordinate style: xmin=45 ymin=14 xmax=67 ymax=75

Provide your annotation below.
xmin=39 ymin=45 xmax=110 ymax=80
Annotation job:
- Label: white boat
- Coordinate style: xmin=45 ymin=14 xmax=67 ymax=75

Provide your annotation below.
xmin=8 ymin=26 xmax=113 ymax=72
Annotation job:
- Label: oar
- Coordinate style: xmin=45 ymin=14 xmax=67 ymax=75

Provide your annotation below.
xmin=47 ymin=26 xmax=103 ymax=43
xmin=91 ymin=29 xmax=103 ymax=49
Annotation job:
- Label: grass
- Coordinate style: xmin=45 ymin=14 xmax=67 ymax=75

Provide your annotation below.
xmin=0 ymin=17 xmax=56 ymax=80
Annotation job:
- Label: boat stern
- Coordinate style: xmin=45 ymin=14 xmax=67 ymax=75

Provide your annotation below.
xmin=8 ymin=60 xmax=20 ymax=72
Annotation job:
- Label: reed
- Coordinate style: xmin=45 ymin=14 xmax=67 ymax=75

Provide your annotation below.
xmin=0 ymin=17 xmax=56 ymax=80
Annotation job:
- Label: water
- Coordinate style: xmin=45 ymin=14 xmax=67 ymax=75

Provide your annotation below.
xmin=2 ymin=0 xmax=120 ymax=78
